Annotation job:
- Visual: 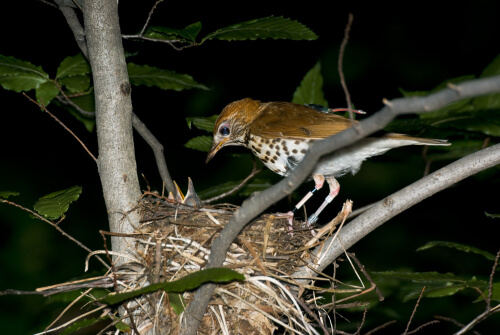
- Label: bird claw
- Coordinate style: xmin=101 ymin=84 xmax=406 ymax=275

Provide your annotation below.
xmin=272 ymin=211 xmax=317 ymax=237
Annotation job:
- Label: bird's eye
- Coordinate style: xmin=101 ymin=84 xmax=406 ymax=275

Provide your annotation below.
xmin=219 ymin=125 xmax=230 ymax=136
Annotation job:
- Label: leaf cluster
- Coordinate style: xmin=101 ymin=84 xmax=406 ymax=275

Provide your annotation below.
xmin=374 ymin=240 xmax=500 ymax=303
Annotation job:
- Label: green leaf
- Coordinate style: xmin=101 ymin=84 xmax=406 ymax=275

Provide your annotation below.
xmin=114 ymin=320 xmax=131 ymax=332
xmin=144 ymin=22 xmax=202 ymax=43
xmin=128 ymin=63 xmax=208 ymax=91
xmin=486 ymin=212 xmax=500 ymax=219
xmin=400 ymin=76 xmax=476 ymax=123
xmin=479 ymin=282 xmax=500 ymax=302
xmin=0 ymin=54 xmax=48 ymax=92
xmin=68 ymin=107 xmax=96 ymax=132
xmin=441 ymin=110 xmax=500 ymax=137
xmin=101 ymin=268 xmax=244 ymax=306
xmin=36 ymin=80 xmax=59 ymax=106
xmin=375 ymin=271 xmax=462 ymax=283
xmin=56 ymin=53 xmax=91 ymax=79
xmin=402 ymin=284 xmax=466 ymax=302
xmin=186 ymin=115 xmax=218 ymax=132
xmin=474 ymin=54 xmax=500 ymax=110
xmin=168 ymin=293 xmax=185 ymax=315
xmin=59 ymin=75 xmax=91 ymax=93
xmin=203 ymin=16 xmax=317 ymax=42
xmin=185 ymin=135 xmax=213 ymax=152
xmin=34 ymin=186 xmax=82 ymax=220
xmin=60 ymin=317 xmax=106 ymax=335
xmin=55 ymin=54 xmax=92 ymax=93
xmin=0 ymin=191 xmax=20 ymax=199
xmin=67 ymin=91 xmax=95 ymax=112
xmin=198 ymin=178 xmax=271 ymax=199
xmin=417 ymin=241 xmax=496 ymax=261
xmin=480 ymin=53 xmax=500 ymax=78
xmin=292 ymin=61 xmax=328 ymax=106
xmin=238 ymin=178 xmax=273 ymax=196
xmin=400 ymin=75 xmax=476 ymax=98
xmin=56 ymin=91 xmax=96 ymax=132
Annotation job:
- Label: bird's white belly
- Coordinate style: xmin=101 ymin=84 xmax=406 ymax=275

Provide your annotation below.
xmin=248 ymin=136 xmax=420 ymax=178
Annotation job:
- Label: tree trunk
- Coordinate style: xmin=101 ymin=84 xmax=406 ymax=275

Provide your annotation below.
xmin=83 ymin=0 xmax=141 ymax=264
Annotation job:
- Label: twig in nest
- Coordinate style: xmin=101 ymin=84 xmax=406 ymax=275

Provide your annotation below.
xmin=348 ymin=252 xmax=384 ymax=302
xmin=305 ymin=200 xmax=352 ymax=247
xmin=289 ymin=291 xmax=329 ymax=335
xmin=99 ymin=230 xmax=140 ymax=335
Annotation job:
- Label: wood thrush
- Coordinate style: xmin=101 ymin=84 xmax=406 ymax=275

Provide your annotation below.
xmin=206 ymin=98 xmax=450 ymax=228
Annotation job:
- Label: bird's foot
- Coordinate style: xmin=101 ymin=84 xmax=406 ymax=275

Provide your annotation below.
xmin=306 ymin=177 xmax=340 ymax=226
xmin=272 ymin=211 xmax=316 ymax=237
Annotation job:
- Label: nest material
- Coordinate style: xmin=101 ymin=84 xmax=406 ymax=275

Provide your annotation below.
xmin=126 ymin=193 xmax=350 ymax=334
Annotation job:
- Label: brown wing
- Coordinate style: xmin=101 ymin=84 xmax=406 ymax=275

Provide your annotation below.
xmin=249 ymin=101 xmax=357 ymax=139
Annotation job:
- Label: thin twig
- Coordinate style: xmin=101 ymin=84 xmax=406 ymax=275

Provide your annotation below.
xmin=348 ymin=252 xmax=384 ymax=302
xmin=44 ymin=288 xmax=93 ymax=331
xmin=403 ymin=286 xmax=426 ymax=334
xmin=138 ymin=0 xmax=163 ymax=35
xmin=121 ymin=0 xmax=195 ymax=51
xmin=132 ymin=113 xmax=176 ymax=194
xmin=289 ymin=291 xmax=329 ymax=335
xmin=53 ymin=79 xmax=95 ymax=117
xmin=0 ymin=198 xmax=108 ymax=268
xmin=338 ymin=13 xmax=355 ymax=120
xmin=487 ymin=249 xmax=500 ymax=310
xmin=202 ymin=161 xmax=262 ymax=204
xmin=99 ymin=230 xmax=141 ymax=335
xmin=434 ymin=316 xmax=481 ymax=335
xmin=453 ymin=249 xmax=500 ymax=334
xmin=406 ymin=320 xmax=440 ymax=334
xmin=33 ymin=305 xmax=107 ymax=335
xmin=354 ymin=306 xmax=368 ymax=335
xmin=364 ymin=320 xmax=397 ymax=335
xmin=23 ymin=93 xmax=97 ymax=162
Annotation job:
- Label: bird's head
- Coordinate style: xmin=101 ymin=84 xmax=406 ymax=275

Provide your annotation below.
xmin=206 ymin=98 xmax=261 ymax=163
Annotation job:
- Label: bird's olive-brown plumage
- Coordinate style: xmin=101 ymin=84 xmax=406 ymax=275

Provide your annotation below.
xmin=207 ymin=98 xmax=450 ymax=224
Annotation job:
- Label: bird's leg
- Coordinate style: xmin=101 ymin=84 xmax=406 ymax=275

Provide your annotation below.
xmin=307 ymin=177 xmax=340 ymax=225
xmin=291 ymin=174 xmax=325 ymax=214
xmin=279 ymin=175 xmax=326 ymax=235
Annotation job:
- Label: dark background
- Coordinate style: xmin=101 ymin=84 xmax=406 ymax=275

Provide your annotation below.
xmin=1 ymin=1 xmax=499 ymax=333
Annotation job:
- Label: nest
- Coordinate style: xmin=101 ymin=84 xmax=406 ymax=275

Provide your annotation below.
xmin=118 ymin=192 xmax=357 ymax=335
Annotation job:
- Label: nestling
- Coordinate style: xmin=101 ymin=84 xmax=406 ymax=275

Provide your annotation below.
xmin=207 ymin=98 xmax=450 ymax=227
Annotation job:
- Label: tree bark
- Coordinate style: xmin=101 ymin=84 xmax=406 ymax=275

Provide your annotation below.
xmin=83 ymin=0 xmax=141 ymax=263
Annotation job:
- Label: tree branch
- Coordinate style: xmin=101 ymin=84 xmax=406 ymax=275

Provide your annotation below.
xmin=131 ymin=113 xmax=176 ymax=194
xmin=293 ymin=142 xmax=500 ymax=279
xmin=54 ymin=0 xmax=176 ymax=195
xmin=54 ymin=0 xmax=88 ymax=58
xmin=180 ymin=74 xmax=500 ymax=335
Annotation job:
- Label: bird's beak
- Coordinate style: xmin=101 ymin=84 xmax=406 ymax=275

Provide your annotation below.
xmin=206 ymin=138 xmax=228 ymax=163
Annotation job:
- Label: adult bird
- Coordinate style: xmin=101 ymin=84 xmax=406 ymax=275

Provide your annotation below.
xmin=207 ymin=98 xmax=450 ymax=228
